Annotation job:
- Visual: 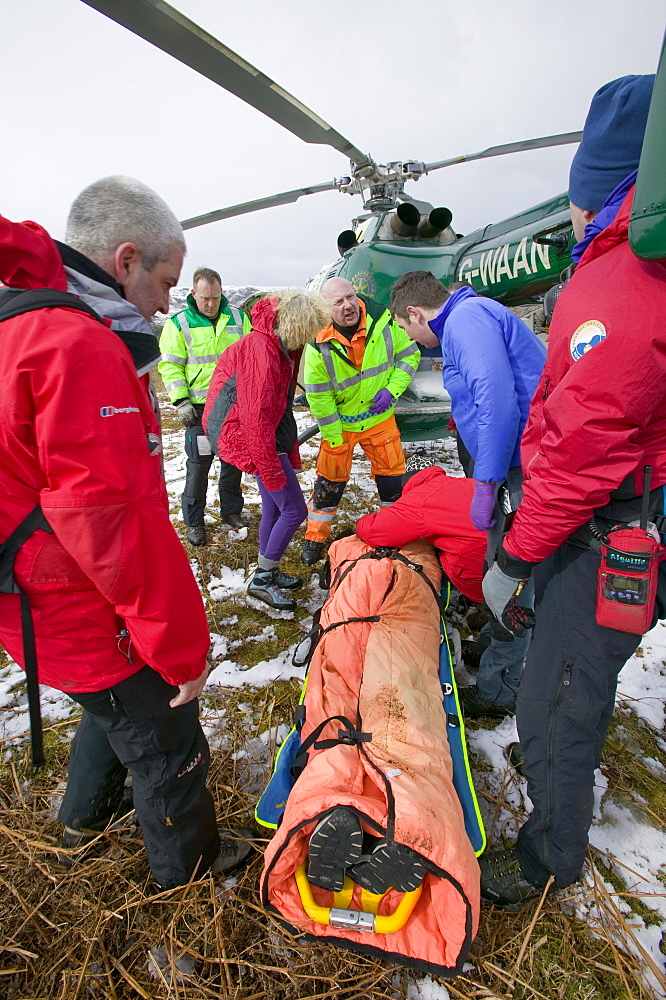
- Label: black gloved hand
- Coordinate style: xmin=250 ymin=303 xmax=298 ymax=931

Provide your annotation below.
xmin=482 ymin=545 xmax=537 ymax=639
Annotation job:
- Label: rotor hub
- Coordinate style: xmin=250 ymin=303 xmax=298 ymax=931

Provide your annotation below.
xmin=363 ymin=181 xmax=404 ymax=212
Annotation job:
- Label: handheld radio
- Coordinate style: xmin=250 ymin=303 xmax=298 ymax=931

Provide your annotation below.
xmin=595 ymin=466 xmax=663 ymax=634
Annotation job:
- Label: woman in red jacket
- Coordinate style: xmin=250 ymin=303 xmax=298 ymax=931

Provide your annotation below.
xmin=204 ymin=292 xmax=330 ymax=610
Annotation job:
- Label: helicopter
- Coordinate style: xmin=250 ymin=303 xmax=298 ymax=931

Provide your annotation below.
xmin=83 ymin=0 xmax=585 ymax=441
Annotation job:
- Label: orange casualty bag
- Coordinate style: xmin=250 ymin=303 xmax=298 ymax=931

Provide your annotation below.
xmin=259 ymin=537 xmax=480 ymax=976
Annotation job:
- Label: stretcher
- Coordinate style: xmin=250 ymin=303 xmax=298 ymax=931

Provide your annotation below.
xmin=257 ymin=536 xmax=483 ymax=976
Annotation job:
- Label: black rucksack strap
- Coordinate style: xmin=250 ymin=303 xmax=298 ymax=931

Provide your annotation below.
xmin=0 ymin=505 xmax=53 ymax=771
xmin=0 ymin=288 xmax=103 ymax=325
xmin=0 ymin=505 xmax=52 ymax=594
xmin=21 ymin=593 xmax=44 ymax=771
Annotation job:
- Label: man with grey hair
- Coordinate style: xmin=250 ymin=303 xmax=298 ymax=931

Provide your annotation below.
xmin=0 ymin=177 xmax=252 ymax=889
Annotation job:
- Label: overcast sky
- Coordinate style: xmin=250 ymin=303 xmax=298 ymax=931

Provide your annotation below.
xmin=2 ymin=1 xmax=664 ymax=289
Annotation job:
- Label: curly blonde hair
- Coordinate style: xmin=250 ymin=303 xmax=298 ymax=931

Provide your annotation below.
xmin=275 ymin=291 xmax=330 ymax=350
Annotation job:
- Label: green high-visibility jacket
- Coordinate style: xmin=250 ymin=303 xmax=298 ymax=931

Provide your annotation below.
xmin=158 ymin=293 xmax=251 ymax=405
xmin=303 ymin=295 xmax=419 ymax=444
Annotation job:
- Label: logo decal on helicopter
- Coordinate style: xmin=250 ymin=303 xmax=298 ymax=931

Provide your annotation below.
xmin=352 ymin=271 xmax=375 ymax=297
xmin=456 ymin=237 xmax=551 ymax=288
xmin=570 ymin=320 xmax=607 ymax=361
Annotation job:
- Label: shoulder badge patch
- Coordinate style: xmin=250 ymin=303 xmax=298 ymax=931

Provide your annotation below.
xmin=570 ymin=320 xmax=607 ymax=361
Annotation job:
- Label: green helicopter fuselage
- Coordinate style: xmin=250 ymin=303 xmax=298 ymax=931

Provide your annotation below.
xmin=306 ymin=194 xmax=574 ymax=441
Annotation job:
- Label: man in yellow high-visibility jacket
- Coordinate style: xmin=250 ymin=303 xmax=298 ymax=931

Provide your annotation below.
xmin=301 ymin=277 xmax=419 ymax=564
xmin=159 ymin=267 xmax=250 ymax=545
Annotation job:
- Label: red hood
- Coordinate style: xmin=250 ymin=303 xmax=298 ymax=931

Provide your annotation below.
xmin=251 ymin=295 xmax=279 ymax=335
xmin=577 ymin=188 xmax=634 ymax=270
xmin=403 ymin=464 xmax=450 ymax=493
xmin=0 ymin=216 xmax=66 ymax=291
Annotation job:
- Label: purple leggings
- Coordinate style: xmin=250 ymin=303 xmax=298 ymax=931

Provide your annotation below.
xmin=256 ymin=455 xmax=308 ymax=562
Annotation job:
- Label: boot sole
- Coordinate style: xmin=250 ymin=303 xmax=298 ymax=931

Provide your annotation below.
xmin=307 ymin=809 xmax=363 ymax=892
xmin=349 ymin=843 xmax=427 ymax=894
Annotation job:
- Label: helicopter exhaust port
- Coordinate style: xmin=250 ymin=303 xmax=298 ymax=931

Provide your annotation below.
xmin=390 ymin=203 xmax=421 ymax=237
xmin=417 ymin=208 xmax=454 ymax=238
xmin=337 ymin=230 xmax=358 ymax=256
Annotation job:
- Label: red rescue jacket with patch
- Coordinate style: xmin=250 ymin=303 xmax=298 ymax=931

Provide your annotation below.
xmin=0 ymin=216 xmax=210 ymax=692
xmin=506 ymin=190 xmax=666 ymax=564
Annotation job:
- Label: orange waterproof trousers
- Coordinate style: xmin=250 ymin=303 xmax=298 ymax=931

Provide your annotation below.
xmin=306 ymin=415 xmax=405 ymax=543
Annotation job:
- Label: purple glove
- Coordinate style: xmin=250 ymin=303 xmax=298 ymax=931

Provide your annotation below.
xmin=470 ymin=481 xmax=497 ymax=531
xmin=368 ymin=389 xmax=394 ymax=415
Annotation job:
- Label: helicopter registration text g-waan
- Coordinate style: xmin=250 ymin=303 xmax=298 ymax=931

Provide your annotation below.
xmin=457 ymin=236 xmax=551 ymax=289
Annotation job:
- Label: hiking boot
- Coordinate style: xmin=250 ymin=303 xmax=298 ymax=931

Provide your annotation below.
xmin=187 ymin=524 xmax=206 ymax=546
xmin=480 ymin=846 xmax=549 ymax=910
xmin=223 ymin=513 xmax=249 ymax=529
xmin=247 ymin=569 xmax=296 ymax=611
xmin=301 ymin=540 xmax=324 ymax=565
xmin=466 ymin=607 xmax=491 ymax=630
xmin=506 ymin=741 xmax=525 ymax=776
xmin=57 ymin=779 xmax=135 ymax=867
xmin=458 ymin=686 xmax=515 ymax=719
xmin=211 ymin=828 xmax=257 ymax=877
xmin=273 ymin=570 xmax=303 ymax=591
xmin=348 ymin=840 xmax=427 ymax=894
xmin=461 ymin=639 xmax=487 ymax=671
xmin=57 ymin=826 xmax=103 ymax=867
xmin=307 ymin=807 xmax=363 ymax=892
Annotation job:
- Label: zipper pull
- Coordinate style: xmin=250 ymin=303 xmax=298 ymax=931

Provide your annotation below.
xmin=116 ymin=628 xmax=135 ymax=666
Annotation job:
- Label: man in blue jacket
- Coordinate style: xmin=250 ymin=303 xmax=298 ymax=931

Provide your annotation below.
xmin=389 ymin=273 xmax=546 ymax=716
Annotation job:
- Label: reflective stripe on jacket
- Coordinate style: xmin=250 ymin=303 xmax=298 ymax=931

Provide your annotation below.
xmin=303 ymin=294 xmax=418 ymax=443
xmin=158 ymin=293 xmax=250 ymax=404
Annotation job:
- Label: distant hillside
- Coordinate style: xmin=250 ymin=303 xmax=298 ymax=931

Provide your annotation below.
xmin=151 ymin=285 xmax=276 ymax=333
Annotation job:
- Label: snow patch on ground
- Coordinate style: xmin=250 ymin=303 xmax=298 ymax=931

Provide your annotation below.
xmin=0 ymin=658 xmax=76 ymax=749
xmin=406 ymin=975 xmax=450 ymax=1000
xmin=208 ymin=567 xmax=248 ymax=600
xmin=207 ymin=648 xmax=305 ymax=689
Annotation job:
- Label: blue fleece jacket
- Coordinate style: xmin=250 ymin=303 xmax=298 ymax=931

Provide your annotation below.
xmin=430 ymin=287 xmax=546 ymax=482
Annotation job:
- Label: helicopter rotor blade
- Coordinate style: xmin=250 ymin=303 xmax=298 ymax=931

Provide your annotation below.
xmin=180 ymin=181 xmax=339 ymax=230
xmin=81 ymin=0 xmax=367 ymax=165
xmin=424 ymin=131 xmax=583 ymax=172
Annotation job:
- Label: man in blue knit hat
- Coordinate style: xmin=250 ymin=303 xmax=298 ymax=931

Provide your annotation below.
xmin=479 ymin=73 xmax=663 ymax=908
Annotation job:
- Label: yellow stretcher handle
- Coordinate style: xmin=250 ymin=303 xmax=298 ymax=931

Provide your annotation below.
xmin=294 ymin=863 xmax=422 ymax=933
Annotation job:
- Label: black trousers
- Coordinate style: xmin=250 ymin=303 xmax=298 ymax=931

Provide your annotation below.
xmin=515 ymin=543 xmax=640 ymax=889
xmin=182 ymin=456 xmax=243 ymax=524
xmin=59 ymin=666 xmax=220 ymax=889
xmin=181 ymin=404 xmax=243 ymax=525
